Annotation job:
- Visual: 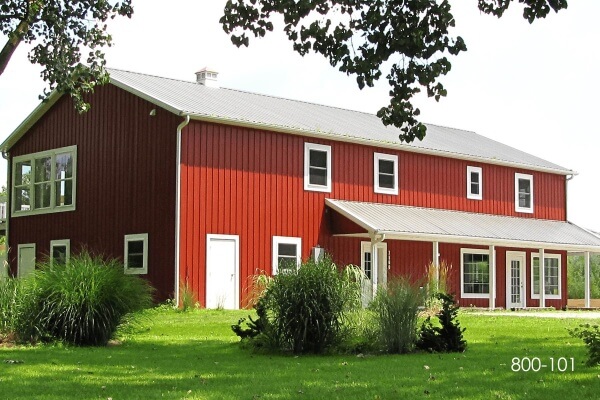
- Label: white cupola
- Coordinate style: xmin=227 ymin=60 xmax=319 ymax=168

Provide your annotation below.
xmin=195 ymin=67 xmax=219 ymax=88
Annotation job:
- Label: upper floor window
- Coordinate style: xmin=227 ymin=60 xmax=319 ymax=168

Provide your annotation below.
xmin=272 ymin=236 xmax=301 ymax=274
xmin=515 ymin=173 xmax=533 ymax=213
xmin=304 ymin=143 xmax=331 ymax=192
xmin=374 ymin=153 xmax=398 ymax=195
xmin=466 ymin=166 xmax=482 ymax=200
xmin=12 ymin=146 xmax=77 ymax=216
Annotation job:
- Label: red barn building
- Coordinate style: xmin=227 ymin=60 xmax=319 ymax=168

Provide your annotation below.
xmin=2 ymin=68 xmax=599 ymax=309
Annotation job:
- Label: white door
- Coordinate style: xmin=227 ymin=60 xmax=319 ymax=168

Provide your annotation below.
xmin=18 ymin=244 xmax=36 ymax=278
xmin=506 ymin=251 xmax=526 ymax=309
xmin=360 ymin=241 xmax=388 ymax=306
xmin=206 ymin=235 xmax=239 ymax=309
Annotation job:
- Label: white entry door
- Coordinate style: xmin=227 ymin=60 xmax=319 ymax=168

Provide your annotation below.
xmin=18 ymin=244 xmax=36 ymax=278
xmin=206 ymin=235 xmax=239 ymax=309
xmin=506 ymin=251 xmax=526 ymax=309
xmin=360 ymin=241 xmax=388 ymax=306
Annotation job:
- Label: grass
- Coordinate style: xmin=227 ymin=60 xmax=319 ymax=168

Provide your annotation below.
xmin=1 ymin=309 xmax=599 ymax=399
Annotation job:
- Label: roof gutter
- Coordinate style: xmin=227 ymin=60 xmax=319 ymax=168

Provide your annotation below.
xmin=174 ymin=114 xmax=190 ymax=306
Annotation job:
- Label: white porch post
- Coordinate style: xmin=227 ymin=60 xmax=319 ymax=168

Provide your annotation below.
xmin=489 ymin=245 xmax=496 ymax=310
xmin=539 ymin=248 xmax=545 ymax=308
xmin=372 ymin=242 xmax=379 ymax=297
xmin=584 ymin=251 xmax=591 ymax=308
xmin=432 ymin=241 xmax=440 ymax=289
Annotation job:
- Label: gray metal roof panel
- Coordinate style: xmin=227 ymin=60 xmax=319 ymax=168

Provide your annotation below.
xmin=107 ymin=68 xmax=572 ymax=174
xmin=326 ymin=199 xmax=600 ymax=250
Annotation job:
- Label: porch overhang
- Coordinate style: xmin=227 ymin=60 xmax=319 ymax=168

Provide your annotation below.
xmin=325 ymin=199 xmax=600 ymax=253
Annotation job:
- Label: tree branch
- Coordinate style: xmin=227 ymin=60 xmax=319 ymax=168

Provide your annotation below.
xmin=0 ymin=17 xmax=30 ymax=77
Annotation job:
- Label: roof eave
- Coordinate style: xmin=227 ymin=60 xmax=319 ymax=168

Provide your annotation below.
xmin=0 ymin=91 xmax=63 ymax=152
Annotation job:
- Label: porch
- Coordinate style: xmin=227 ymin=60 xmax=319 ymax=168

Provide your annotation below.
xmin=325 ymin=199 xmax=600 ymax=309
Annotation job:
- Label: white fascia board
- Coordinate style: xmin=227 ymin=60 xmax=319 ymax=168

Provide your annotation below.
xmin=324 ymin=198 xmax=375 ymax=234
xmin=109 ymin=78 xmax=183 ymax=116
xmin=0 ymin=91 xmax=63 ymax=152
xmin=185 ymin=114 xmax=577 ymax=176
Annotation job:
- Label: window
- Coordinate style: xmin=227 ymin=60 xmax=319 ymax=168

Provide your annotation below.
xmin=461 ymin=249 xmax=490 ymax=298
xmin=374 ymin=153 xmax=399 ymax=195
xmin=12 ymin=146 xmax=76 ymax=216
xmin=304 ymin=143 xmax=332 ymax=192
xmin=50 ymin=239 xmax=70 ymax=266
xmin=515 ymin=173 xmax=533 ymax=213
xmin=531 ymin=253 xmax=561 ymax=299
xmin=467 ymin=166 xmax=482 ymax=200
xmin=124 ymin=233 xmax=148 ymax=275
xmin=272 ymin=236 xmax=301 ymax=274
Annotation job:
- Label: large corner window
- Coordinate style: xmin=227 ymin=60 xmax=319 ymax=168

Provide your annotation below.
xmin=515 ymin=173 xmax=533 ymax=213
xmin=461 ymin=249 xmax=490 ymax=298
xmin=124 ymin=233 xmax=148 ymax=275
xmin=531 ymin=253 xmax=561 ymax=299
xmin=374 ymin=153 xmax=399 ymax=195
xmin=467 ymin=166 xmax=482 ymax=200
xmin=50 ymin=239 xmax=70 ymax=266
xmin=12 ymin=146 xmax=76 ymax=216
xmin=304 ymin=143 xmax=332 ymax=192
xmin=272 ymin=236 xmax=301 ymax=274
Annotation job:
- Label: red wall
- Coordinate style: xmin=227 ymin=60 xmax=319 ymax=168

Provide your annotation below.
xmin=8 ymin=85 xmax=180 ymax=300
xmin=179 ymin=121 xmax=568 ymax=307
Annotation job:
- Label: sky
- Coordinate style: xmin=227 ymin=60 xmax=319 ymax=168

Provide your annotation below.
xmin=0 ymin=1 xmax=599 ymax=229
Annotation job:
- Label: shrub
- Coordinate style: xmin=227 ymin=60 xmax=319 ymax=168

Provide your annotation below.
xmin=567 ymin=255 xmax=600 ymax=299
xmin=371 ymin=277 xmax=423 ymax=354
xmin=417 ymin=293 xmax=466 ymax=353
xmin=32 ymin=251 xmax=154 ymax=345
xmin=0 ymin=276 xmax=39 ymax=342
xmin=233 ymin=256 xmax=361 ymax=354
xmin=569 ymin=323 xmax=600 ymax=366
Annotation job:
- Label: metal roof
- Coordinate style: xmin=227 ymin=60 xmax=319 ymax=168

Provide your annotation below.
xmin=326 ymin=199 xmax=600 ymax=252
xmin=1 ymin=68 xmax=573 ymax=175
xmin=106 ymin=69 xmax=572 ymax=175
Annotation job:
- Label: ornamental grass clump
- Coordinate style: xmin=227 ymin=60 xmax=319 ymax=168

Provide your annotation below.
xmin=371 ymin=277 xmax=423 ymax=354
xmin=0 ymin=276 xmax=38 ymax=341
xmin=33 ymin=251 xmax=154 ymax=345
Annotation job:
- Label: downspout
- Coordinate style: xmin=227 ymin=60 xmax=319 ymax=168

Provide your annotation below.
xmin=1 ymin=151 xmax=9 ymax=278
xmin=174 ymin=114 xmax=190 ymax=306
xmin=565 ymin=174 xmax=574 ymax=221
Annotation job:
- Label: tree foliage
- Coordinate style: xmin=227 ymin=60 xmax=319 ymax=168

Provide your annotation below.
xmin=221 ymin=0 xmax=567 ymax=142
xmin=0 ymin=1 xmax=133 ymax=112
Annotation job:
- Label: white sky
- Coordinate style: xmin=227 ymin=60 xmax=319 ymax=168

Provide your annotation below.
xmin=0 ymin=1 xmax=598 ymax=229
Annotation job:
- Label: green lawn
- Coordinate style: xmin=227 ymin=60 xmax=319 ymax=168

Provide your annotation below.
xmin=1 ymin=309 xmax=598 ymax=399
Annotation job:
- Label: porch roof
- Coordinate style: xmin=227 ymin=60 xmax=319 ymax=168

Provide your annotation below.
xmin=326 ymin=199 xmax=600 ymax=253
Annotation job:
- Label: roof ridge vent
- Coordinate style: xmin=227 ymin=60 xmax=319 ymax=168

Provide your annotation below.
xmin=195 ymin=67 xmax=219 ymax=88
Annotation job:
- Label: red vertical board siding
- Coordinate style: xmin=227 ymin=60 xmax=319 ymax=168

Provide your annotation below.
xmin=8 ymin=86 xmax=180 ymax=300
xmin=179 ymin=120 xmax=568 ymax=307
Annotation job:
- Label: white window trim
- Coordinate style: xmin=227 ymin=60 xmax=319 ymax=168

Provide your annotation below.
xmin=11 ymin=145 xmax=77 ymax=217
xmin=50 ymin=239 xmax=70 ymax=266
xmin=272 ymin=236 xmax=302 ymax=275
xmin=466 ymin=166 xmax=482 ymax=200
xmin=374 ymin=152 xmax=399 ymax=195
xmin=530 ymin=253 xmax=561 ymax=300
xmin=515 ymin=173 xmax=534 ymax=213
xmin=460 ymin=248 xmax=493 ymax=299
xmin=124 ymin=233 xmax=148 ymax=275
xmin=304 ymin=143 xmax=332 ymax=193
